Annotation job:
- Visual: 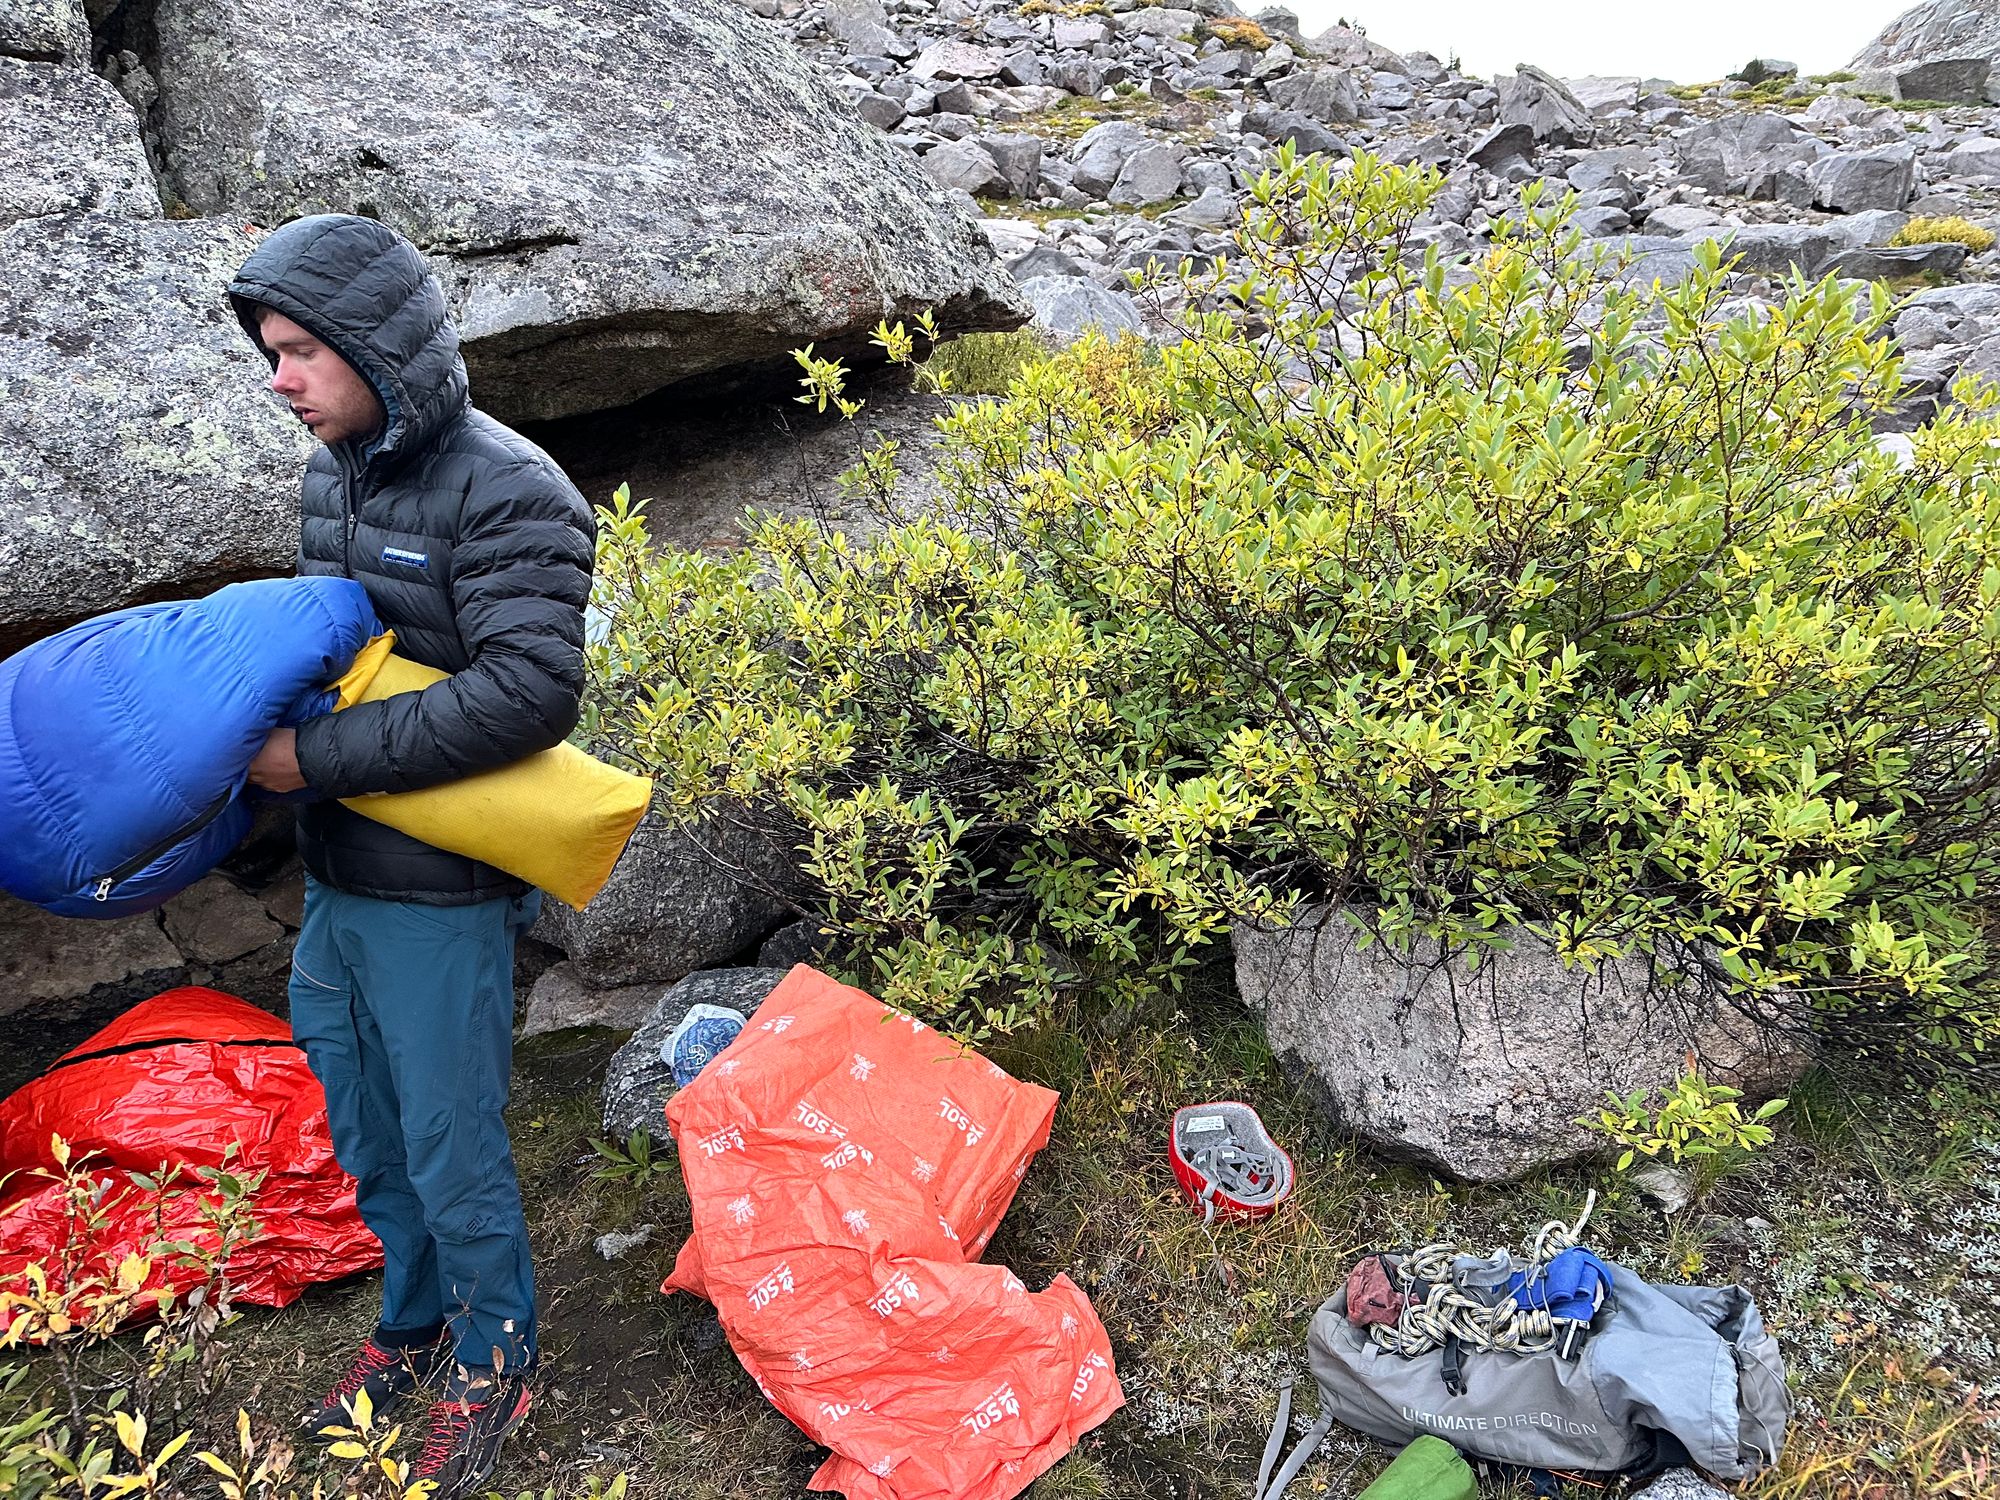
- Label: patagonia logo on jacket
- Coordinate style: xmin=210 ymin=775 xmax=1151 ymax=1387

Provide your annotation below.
xmin=381 ymin=546 xmax=429 ymax=571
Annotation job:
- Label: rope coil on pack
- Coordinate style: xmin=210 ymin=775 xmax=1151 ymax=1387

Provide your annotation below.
xmin=1369 ymin=1201 xmax=1596 ymax=1362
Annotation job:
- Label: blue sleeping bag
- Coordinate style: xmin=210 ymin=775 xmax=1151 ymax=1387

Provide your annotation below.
xmin=0 ymin=578 xmax=378 ymax=917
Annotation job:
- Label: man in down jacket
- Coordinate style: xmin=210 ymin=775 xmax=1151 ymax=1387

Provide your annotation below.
xmin=230 ymin=214 xmax=595 ymax=1498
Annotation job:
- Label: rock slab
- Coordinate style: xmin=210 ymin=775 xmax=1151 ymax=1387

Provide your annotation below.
xmin=0 ymin=59 xmax=161 ymax=225
xmin=521 ymin=960 xmax=667 ymax=1038
xmin=1856 ymin=1 xmax=2000 ymax=103
xmin=0 ymin=893 xmax=185 ymax=1015
xmin=1233 ymin=909 xmax=1810 ymax=1182
xmin=147 ymin=0 xmax=1026 ymax=424
xmin=0 ymin=213 xmax=308 ymax=654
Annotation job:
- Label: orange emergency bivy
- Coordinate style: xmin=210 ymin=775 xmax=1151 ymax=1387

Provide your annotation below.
xmin=664 ymin=966 xmax=1125 ymax=1500
xmin=0 ymin=989 xmax=382 ymax=1326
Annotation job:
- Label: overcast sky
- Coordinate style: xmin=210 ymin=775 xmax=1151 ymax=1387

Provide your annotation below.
xmin=1289 ymin=2 xmax=1913 ymax=84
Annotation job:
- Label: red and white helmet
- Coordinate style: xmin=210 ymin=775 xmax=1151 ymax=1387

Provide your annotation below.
xmin=1170 ymin=1102 xmax=1294 ymax=1223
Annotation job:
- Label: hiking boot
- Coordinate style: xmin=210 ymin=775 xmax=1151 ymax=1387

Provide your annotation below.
xmin=412 ymin=1366 xmax=534 ymax=1500
xmin=300 ymin=1332 xmax=450 ymax=1437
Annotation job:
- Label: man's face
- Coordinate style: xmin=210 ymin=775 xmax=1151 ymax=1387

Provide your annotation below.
xmin=258 ymin=308 xmax=385 ymax=446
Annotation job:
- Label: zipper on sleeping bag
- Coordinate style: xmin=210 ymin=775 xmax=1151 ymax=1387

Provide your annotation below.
xmin=92 ymin=789 xmax=232 ymax=902
xmin=42 ymin=1035 xmax=299 ymax=1075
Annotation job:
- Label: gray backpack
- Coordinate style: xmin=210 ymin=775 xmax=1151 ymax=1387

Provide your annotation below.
xmin=1254 ymin=1261 xmax=1789 ymax=1499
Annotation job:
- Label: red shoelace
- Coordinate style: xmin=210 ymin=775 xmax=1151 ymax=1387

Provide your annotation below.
xmin=329 ymin=1340 xmax=399 ymax=1402
xmin=417 ymin=1399 xmax=477 ymax=1476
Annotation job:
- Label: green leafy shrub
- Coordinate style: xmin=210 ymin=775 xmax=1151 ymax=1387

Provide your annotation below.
xmin=1586 ymin=1072 xmax=1788 ymax=1171
xmin=587 ymin=149 xmax=2000 ymax=1056
xmin=1891 ymin=215 xmax=1998 ymax=253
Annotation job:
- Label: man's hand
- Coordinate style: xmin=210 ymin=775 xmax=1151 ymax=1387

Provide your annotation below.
xmin=248 ymin=727 xmax=307 ymax=793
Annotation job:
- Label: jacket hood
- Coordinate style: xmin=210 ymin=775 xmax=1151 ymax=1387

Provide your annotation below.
xmin=228 ymin=215 xmax=469 ymax=475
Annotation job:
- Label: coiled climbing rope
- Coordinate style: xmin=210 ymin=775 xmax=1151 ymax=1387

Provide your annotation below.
xmin=1369 ymin=1190 xmax=1598 ymax=1360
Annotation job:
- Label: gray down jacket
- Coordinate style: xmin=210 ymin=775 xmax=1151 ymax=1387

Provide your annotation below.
xmin=228 ymin=215 xmax=597 ymax=905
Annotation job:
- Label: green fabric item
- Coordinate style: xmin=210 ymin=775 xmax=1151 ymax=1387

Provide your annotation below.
xmin=1357 ymin=1437 xmax=1477 ymax=1500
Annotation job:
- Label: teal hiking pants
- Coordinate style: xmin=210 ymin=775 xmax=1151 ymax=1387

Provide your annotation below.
xmin=288 ymin=875 xmax=540 ymax=1372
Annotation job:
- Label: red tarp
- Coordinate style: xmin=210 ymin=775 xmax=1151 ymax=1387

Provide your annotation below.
xmin=664 ymin=965 xmax=1125 ymax=1500
xmin=0 ymin=988 xmax=381 ymax=1323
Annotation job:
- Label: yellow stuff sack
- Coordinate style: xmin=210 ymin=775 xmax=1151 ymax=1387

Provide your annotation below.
xmin=325 ymin=634 xmax=651 ymax=910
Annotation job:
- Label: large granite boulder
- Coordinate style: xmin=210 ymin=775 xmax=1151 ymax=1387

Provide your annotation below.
xmin=1302 ymin=23 xmax=1410 ymax=74
xmin=1 ymin=59 xmax=159 ymax=224
xmin=922 ymin=138 xmax=1008 ymax=197
xmin=1825 ymin=241 xmax=1968 ymax=279
xmin=1808 ymin=145 xmax=1918 ymax=213
xmin=1890 ymin=55 xmax=1993 ymax=101
xmin=1686 ymin=223 xmax=1840 ymax=278
xmin=1495 ymin=65 xmax=1594 ymax=147
xmin=0 ymin=213 xmax=308 ymax=653
xmin=1854 ymin=1 xmax=2000 ymax=104
xmin=1070 ymin=120 xmax=1154 ymax=198
xmin=1234 ymin=909 xmax=1810 ymax=1183
xmin=600 ymin=966 xmax=788 ymax=1139
xmin=1674 ymin=114 xmax=1818 ymax=199
xmin=1564 ymin=75 xmax=1641 ymax=116
xmin=1266 ymin=65 xmax=1362 ymax=123
xmin=144 ymin=0 xmax=1026 ymax=424
xmin=532 ymin=810 xmax=794 ymax=990
xmin=1 ymin=0 xmax=89 ymax=65
xmin=1017 ymin=274 xmax=1143 ymax=341
xmin=822 ymin=0 xmax=910 ymax=60
xmin=1940 ymin=135 xmax=2000 ymax=176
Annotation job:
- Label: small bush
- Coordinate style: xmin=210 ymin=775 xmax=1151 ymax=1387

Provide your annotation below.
xmin=919 ymin=328 xmax=1059 ymax=397
xmin=590 ymin=152 xmax=2000 ymax=1055
xmin=1201 ymin=15 xmax=1273 ymax=50
xmin=1891 ymin=215 xmax=1998 ymax=253
xmin=1585 ymin=1072 xmax=1787 ymax=1179
xmin=1730 ymin=59 xmax=1794 ymax=85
